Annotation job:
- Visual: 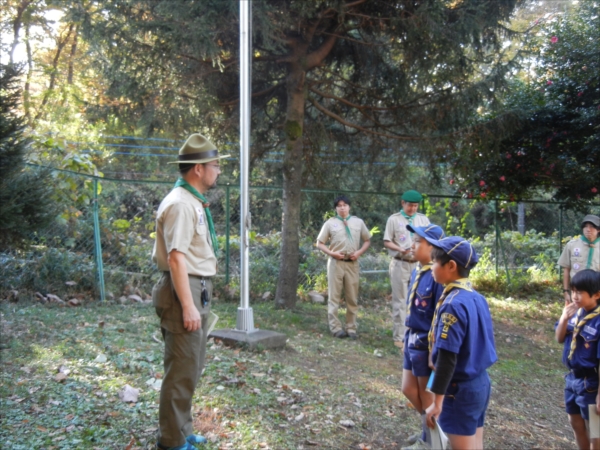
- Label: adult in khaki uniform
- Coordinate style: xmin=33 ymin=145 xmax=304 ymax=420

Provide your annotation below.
xmin=558 ymin=214 xmax=600 ymax=303
xmin=152 ymin=133 xmax=229 ymax=450
xmin=317 ymin=195 xmax=371 ymax=339
xmin=383 ymin=190 xmax=430 ymax=348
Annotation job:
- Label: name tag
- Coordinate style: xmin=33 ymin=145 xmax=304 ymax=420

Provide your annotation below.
xmin=584 ymin=325 xmax=597 ymax=336
xmin=196 ymin=207 xmax=205 ymax=226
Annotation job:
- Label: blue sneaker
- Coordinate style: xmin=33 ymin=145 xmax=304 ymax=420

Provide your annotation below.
xmin=186 ymin=434 xmax=207 ymax=445
xmin=156 ymin=441 xmax=196 ymax=450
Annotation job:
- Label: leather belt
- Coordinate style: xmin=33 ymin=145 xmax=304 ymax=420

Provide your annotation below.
xmin=394 ymin=256 xmax=417 ymax=263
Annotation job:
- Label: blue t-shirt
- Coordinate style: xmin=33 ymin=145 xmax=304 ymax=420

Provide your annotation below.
xmin=564 ymin=309 xmax=600 ymax=371
xmin=405 ymin=268 xmax=444 ymax=341
xmin=431 ymin=287 xmax=497 ymax=381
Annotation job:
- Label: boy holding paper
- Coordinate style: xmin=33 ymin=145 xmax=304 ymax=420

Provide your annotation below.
xmin=556 ymin=269 xmax=600 ymax=450
xmin=421 ymin=236 xmax=497 ymax=449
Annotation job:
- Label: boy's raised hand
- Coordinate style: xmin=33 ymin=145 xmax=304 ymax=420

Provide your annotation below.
xmin=561 ymin=298 xmax=578 ymax=321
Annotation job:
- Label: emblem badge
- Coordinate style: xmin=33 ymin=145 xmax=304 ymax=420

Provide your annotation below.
xmin=574 ymin=248 xmax=581 ymax=256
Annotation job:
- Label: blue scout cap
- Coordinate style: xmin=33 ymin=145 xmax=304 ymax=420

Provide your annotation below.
xmin=406 ymin=223 xmax=445 ymax=241
xmin=401 ymin=190 xmax=423 ymax=203
xmin=421 ymin=236 xmax=479 ymax=269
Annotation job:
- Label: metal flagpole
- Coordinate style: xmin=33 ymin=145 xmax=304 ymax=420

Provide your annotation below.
xmin=236 ymin=0 xmax=255 ymax=332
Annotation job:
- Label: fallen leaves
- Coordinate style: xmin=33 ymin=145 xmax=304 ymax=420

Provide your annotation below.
xmin=118 ymin=385 xmax=140 ymax=403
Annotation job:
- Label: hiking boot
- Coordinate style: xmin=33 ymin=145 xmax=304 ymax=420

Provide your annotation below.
xmin=333 ymin=330 xmax=348 ymax=338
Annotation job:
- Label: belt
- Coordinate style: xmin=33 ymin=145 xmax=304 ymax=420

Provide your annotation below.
xmin=394 ymin=256 xmax=417 ymax=263
xmin=570 ymin=367 xmax=598 ymax=378
xmin=163 ymin=271 xmax=211 ymax=280
xmin=340 ymin=259 xmax=354 ymax=262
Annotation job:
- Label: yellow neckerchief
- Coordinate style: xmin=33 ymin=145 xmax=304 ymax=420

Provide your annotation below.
xmin=428 ymin=278 xmax=473 ymax=353
xmin=568 ymin=305 xmax=600 ymax=360
xmin=407 ymin=263 xmax=432 ymax=306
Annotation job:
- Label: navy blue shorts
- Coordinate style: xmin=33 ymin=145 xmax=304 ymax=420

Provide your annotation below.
xmin=438 ymin=371 xmax=491 ymax=436
xmin=403 ymin=346 xmax=431 ymax=377
xmin=565 ymin=372 xmax=599 ymax=420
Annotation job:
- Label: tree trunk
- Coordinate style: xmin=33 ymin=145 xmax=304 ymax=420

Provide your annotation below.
xmin=274 ymin=58 xmax=306 ymax=309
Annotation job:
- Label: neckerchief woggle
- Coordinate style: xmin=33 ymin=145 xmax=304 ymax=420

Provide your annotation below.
xmin=174 ymin=177 xmax=219 ymax=256
xmin=335 ymin=214 xmax=353 ymax=242
xmin=581 ymin=235 xmax=600 ymax=269
xmin=428 ymin=278 xmax=472 ymax=353
xmin=401 ymin=210 xmax=416 ymax=236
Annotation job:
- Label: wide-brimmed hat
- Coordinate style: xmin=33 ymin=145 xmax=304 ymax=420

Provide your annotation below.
xmin=167 ymin=133 xmax=230 ymax=165
xmin=581 ymin=214 xmax=600 ymax=229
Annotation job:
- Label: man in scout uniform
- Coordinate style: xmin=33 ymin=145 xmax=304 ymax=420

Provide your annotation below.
xmin=383 ymin=190 xmax=430 ymax=348
xmin=152 ymin=133 xmax=229 ymax=450
xmin=422 ymin=236 xmax=497 ymax=450
xmin=558 ymin=214 xmax=600 ymax=303
xmin=317 ymin=195 xmax=372 ymax=339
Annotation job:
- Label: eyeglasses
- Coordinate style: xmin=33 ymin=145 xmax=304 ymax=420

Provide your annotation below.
xmin=205 ymin=164 xmax=221 ymax=170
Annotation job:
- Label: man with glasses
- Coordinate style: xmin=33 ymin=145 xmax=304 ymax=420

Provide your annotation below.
xmin=152 ymin=133 xmax=229 ymax=450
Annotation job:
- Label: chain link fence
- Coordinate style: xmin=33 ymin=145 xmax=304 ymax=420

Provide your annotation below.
xmin=2 ymin=164 xmax=599 ymax=302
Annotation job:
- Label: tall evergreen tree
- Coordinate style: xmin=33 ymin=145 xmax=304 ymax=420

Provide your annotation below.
xmin=75 ymin=0 xmax=523 ymax=307
xmin=0 ymin=63 xmax=57 ymax=249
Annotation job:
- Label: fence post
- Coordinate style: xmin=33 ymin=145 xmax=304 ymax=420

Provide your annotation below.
xmin=559 ymin=204 xmax=564 ymax=280
xmin=93 ymin=177 xmax=106 ymax=301
xmin=494 ymin=199 xmax=499 ymax=275
xmin=225 ymin=183 xmax=230 ymax=285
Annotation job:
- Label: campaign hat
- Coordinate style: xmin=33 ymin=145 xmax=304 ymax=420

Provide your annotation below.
xmin=168 ymin=133 xmax=230 ymax=164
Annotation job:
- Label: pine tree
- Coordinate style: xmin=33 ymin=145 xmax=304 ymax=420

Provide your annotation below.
xmin=0 ymin=63 xmax=57 ymax=249
xmin=75 ymin=0 xmax=523 ymax=307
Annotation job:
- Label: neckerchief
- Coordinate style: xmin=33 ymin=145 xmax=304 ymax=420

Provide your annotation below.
xmin=407 ymin=263 xmax=432 ymax=306
xmin=568 ymin=305 xmax=600 ymax=361
xmin=581 ymin=235 xmax=600 ymax=270
xmin=174 ymin=177 xmax=219 ymax=255
xmin=335 ymin=214 xmax=353 ymax=242
xmin=428 ymin=278 xmax=473 ymax=353
xmin=401 ymin=210 xmax=416 ymax=235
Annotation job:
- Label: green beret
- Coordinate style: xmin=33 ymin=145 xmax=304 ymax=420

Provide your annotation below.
xmin=401 ymin=190 xmax=423 ymax=203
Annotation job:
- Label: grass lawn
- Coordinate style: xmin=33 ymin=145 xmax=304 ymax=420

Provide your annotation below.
xmin=0 ymin=290 xmax=574 ymax=449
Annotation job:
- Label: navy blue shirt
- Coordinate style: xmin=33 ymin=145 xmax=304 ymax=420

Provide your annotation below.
xmin=405 ymin=268 xmax=444 ymax=342
xmin=563 ymin=309 xmax=600 ymax=371
xmin=431 ymin=287 xmax=497 ymax=381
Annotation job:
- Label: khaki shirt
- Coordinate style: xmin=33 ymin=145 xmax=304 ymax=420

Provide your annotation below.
xmin=317 ymin=216 xmax=371 ymax=255
xmin=152 ymin=187 xmax=217 ymax=277
xmin=383 ymin=212 xmax=430 ymax=257
xmin=558 ymin=237 xmax=600 ymax=278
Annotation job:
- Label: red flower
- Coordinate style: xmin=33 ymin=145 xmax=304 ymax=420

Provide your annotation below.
xmin=546 ymin=80 xmax=553 ymax=85
xmin=592 ymin=187 xmax=598 ymax=194
xmin=480 ymin=192 xmax=486 ymax=198
xmin=551 ymin=36 xmax=558 ymax=44
xmin=499 ymin=176 xmax=506 ymax=182
xmin=505 ymin=153 xmax=512 ymax=159
xmin=479 ymin=180 xmax=486 ymax=187
xmin=578 ymin=92 xmax=583 ymax=97
xmin=449 ymin=179 xmax=455 ymax=185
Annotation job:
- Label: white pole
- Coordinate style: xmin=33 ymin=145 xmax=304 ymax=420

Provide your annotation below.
xmin=236 ymin=0 xmax=255 ymax=332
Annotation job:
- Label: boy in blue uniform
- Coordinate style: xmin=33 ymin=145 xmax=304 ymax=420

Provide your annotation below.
xmin=421 ymin=236 xmax=497 ymax=450
xmin=555 ymin=269 xmax=600 ymax=450
xmin=401 ymin=224 xmax=445 ymax=448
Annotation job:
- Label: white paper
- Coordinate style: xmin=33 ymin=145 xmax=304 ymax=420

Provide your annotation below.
xmin=206 ymin=311 xmax=219 ymax=336
xmin=589 ymin=404 xmax=600 ymax=439
xmin=429 ymin=417 xmax=449 ymax=450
